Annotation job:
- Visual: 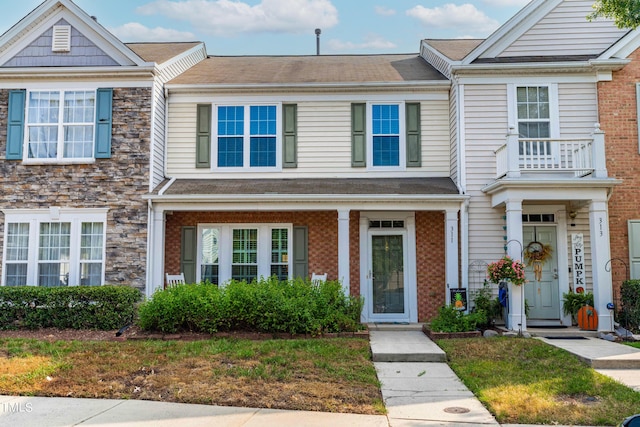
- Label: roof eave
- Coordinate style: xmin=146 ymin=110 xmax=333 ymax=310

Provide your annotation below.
xmin=143 ymin=193 xmax=469 ymax=203
xmin=165 ymin=80 xmax=451 ymax=93
xmin=0 ymin=65 xmax=158 ymax=80
xmin=450 ymin=59 xmax=629 ymax=75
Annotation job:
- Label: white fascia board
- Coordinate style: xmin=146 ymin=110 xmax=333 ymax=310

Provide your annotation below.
xmin=144 ymin=193 xmax=468 ymax=204
xmin=462 ymin=0 xmax=562 ymax=64
xmin=164 ymin=81 xmax=451 ymax=93
xmin=149 ymin=198 xmax=468 ymax=214
xmin=481 ymin=178 xmax=621 ymax=195
xmin=419 ymin=41 xmax=460 ymax=76
xmin=600 ymin=29 xmax=639 ymax=59
xmin=167 ymin=91 xmax=450 ymax=104
xmin=0 ymin=0 xmax=149 ymax=67
xmin=156 ymin=43 xmax=207 ymax=71
xmin=2 ymin=207 xmax=109 ymax=216
xmin=0 ymin=66 xmax=157 ymax=85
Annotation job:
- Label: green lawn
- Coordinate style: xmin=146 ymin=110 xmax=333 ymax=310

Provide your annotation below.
xmin=437 ymin=337 xmax=640 ymax=425
xmin=0 ymin=337 xmax=384 ymax=414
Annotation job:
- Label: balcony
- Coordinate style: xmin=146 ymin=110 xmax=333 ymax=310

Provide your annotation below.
xmin=495 ymin=124 xmax=607 ymax=179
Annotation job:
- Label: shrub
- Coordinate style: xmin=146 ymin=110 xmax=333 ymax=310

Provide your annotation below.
xmin=137 ymin=277 xmax=364 ymax=334
xmin=619 ymin=280 xmax=640 ymax=332
xmin=471 ymin=281 xmax=502 ymax=328
xmin=429 ymin=305 xmax=485 ymax=333
xmin=0 ymin=286 xmax=141 ymax=330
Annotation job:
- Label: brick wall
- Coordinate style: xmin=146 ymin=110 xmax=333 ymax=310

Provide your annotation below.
xmin=0 ymin=87 xmax=152 ymax=290
xmin=166 ymin=209 xmax=446 ymax=322
xmin=598 ymin=48 xmax=640 ymax=299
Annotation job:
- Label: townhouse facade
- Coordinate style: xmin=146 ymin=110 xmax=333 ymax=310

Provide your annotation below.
xmin=0 ymin=0 xmax=205 ymax=291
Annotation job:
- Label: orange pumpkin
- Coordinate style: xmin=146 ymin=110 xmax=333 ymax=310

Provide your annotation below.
xmin=577 ymin=305 xmax=598 ymax=331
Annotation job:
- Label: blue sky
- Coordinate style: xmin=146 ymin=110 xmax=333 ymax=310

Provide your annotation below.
xmin=0 ymin=0 xmax=533 ymax=55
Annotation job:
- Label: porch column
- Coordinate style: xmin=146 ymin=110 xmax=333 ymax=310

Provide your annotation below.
xmin=506 ymin=126 xmax=521 ymax=178
xmin=445 ymin=209 xmax=460 ymax=305
xmin=148 ymin=208 xmax=166 ymax=298
xmin=505 ymin=199 xmax=526 ymax=331
xmin=589 ymin=200 xmax=614 ymax=332
xmin=337 ymin=209 xmax=350 ymax=295
xmin=591 ymin=124 xmax=607 ymax=179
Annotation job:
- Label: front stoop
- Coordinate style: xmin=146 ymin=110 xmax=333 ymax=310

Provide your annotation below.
xmin=369 ymin=330 xmax=446 ymax=362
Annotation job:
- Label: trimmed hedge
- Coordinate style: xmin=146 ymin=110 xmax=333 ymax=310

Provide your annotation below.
xmin=0 ymin=286 xmax=141 ymax=330
xmin=137 ymin=277 xmax=364 ymax=335
xmin=619 ymin=280 xmax=640 ymax=332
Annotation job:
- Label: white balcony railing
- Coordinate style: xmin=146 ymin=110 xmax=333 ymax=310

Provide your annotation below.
xmin=495 ymin=124 xmax=607 ymax=179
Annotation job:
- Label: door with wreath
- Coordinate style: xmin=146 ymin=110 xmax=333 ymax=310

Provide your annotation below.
xmin=523 ymin=226 xmax=560 ymax=319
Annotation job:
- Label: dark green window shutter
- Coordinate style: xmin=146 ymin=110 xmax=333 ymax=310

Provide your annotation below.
xmin=94 ymin=88 xmax=113 ymax=159
xmin=6 ymin=89 xmax=26 ymax=160
xmin=351 ymin=103 xmax=366 ymax=167
xmin=181 ymin=226 xmax=197 ymax=284
xmin=406 ymin=102 xmax=421 ymax=167
xmin=196 ymin=104 xmax=211 ymax=168
xmin=293 ymin=226 xmax=308 ymax=279
xmin=282 ymin=104 xmax=297 ymax=168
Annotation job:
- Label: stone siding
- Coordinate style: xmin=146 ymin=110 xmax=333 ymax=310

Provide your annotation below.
xmin=0 ymin=87 xmax=152 ymax=290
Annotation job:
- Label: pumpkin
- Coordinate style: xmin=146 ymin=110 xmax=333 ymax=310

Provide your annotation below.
xmin=577 ymin=305 xmax=598 ymax=331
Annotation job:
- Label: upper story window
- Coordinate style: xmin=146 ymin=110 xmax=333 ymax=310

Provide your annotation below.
xmin=215 ymin=104 xmax=280 ymax=170
xmin=372 ymin=104 xmax=401 ymax=167
xmin=517 ymin=86 xmax=550 ymax=139
xmin=27 ymin=90 xmax=95 ymax=160
xmin=5 ymin=88 xmax=113 ymax=163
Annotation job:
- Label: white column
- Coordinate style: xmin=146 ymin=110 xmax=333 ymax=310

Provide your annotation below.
xmin=505 ymin=199 xmax=526 ymax=331
xmin=445 ymin=209 xmax=460 ymax=305
xmin=337 ymin=209 xmax=351 ymax=295
xmin=148 ymin=208 xmax=166 ymax=298
xmin=506 ymin=126 xmax=521 ymax=178
xmin=591 ymin=124 xmax=607 ymax=179
xmin=589 ymin=200 xmax=614 ymax=332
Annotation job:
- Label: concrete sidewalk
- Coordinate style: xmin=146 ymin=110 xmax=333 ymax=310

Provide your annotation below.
xmin=0 ymin=395 xmax=389 ymax=427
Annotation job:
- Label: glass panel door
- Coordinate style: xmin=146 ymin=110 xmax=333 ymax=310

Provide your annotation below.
xmin=371 ymin=235 xmax=405 ymax=314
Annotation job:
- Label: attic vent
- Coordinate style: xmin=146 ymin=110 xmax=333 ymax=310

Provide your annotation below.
xmin=52 ymin=25 xmax=71 ymax=52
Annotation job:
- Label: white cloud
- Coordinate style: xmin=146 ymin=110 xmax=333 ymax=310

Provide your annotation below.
xmin=136 ymin=0 xmax=339 ymax=36
xmin=482 ymin=0 xmax=530 ymax=6
xmin=109 ymin=22 xmax=196 ymax=42
xmin=327 ymin=34 xmax=396 ymax=51
xmin=374 ymin=6 xmax=396 ymax=16
xmin=406 ymin=3 xmax=499 ymax=33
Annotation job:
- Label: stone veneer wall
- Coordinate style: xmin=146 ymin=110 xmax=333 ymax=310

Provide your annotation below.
xmin=0 ymin=87 xmax=152 ymax=290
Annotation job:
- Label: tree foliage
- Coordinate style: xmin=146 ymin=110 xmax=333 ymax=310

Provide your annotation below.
xmin=589 ymin=0 xmax=640 ymax=29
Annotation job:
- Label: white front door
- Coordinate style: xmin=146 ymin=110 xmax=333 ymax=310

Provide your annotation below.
xmin=523 ymin=226 xmax=560 ymax=319
xmin=367 ymin=231 xmax=410 ymax=322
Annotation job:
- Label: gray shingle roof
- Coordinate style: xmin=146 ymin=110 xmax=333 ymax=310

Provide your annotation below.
xmin=167 ymin=54 xmax=446 ymax=85
xmin=126 ymin=42 xmax=201 ymax=64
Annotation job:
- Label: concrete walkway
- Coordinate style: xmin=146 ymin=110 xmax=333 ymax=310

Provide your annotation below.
xmin=2 ymin=328 xmax=640 ymax=426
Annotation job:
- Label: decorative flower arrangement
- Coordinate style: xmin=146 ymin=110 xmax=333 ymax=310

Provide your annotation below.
xmin=487 ymin=256 xmax=527 ymax=286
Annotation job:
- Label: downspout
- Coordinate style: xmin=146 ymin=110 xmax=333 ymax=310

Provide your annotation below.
xmin=145 ymin=198 xmax=153 ymax=299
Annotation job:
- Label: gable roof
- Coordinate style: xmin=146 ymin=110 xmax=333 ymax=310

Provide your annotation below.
xmin=126 ymin=42 xmax=203 ymax=65
xmin=167 ymin=54 xmax=446 ymax=87
xmin=0 ymin=0 xmax=149 ymax=67
xmin=423 ymin=39 xmax=483 ymax=62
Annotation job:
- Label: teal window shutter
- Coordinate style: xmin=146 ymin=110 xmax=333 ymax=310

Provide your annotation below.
xmin=94 ymin=88 xmax=113 ymax=159
xmin=351 ymin=103 xmax=366 ymax=167
xmin=181 ymin=226 xmax=197 ymax=283
xmin=196 ymin=104 xmax=212 ymax=168
xmin=406 ymin=102 xmax=421 ymax=167
xmin=6 ymin=89 xmax=26 ymax=160
xmin=283 ymin=104 xmax=297 ymax=168
xmin=293 ymin=226 xmax=308 ymax=279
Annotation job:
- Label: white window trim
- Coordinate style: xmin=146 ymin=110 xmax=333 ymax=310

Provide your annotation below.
xmin=366 ymin=101 xmax=406 ymax=171
xmin=22 ymin=88 xmax=98 ymax=165
xmin=2 ymin=208 xmax=107 ymax=287
xmin=212 ymin=103 xmax=283 ymax=172
xmin=507 ymin=84 xmax=560 ymax=138
xmin=196 ymin=223 xmax=292 ymax=284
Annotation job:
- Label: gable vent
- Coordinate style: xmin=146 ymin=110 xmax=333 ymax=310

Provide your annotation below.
xmin=52 ymin=25 xmax=71 ymax=52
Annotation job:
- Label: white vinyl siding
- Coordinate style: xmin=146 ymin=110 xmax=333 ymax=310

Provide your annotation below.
xmin=166 ymin=99 xmax=451 ymax=178
xmin=499 ymin=1 xmax=627 ymax=58
xmin=449 ymin=84 xmax=459 ymax=184
xmin=558 ymin=83 xmax=598 ymax=137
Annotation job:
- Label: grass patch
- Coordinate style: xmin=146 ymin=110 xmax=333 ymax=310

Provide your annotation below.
xmin=624 ymin=341 xmax=640 ymax=349
xmin=438 ymin=338 xmax=640 ymax=425
xmin=0 ymin=338 xmax=382 ymax=414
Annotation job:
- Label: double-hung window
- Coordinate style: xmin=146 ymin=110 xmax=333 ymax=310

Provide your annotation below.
xmin=368 ymin=103 xmax=406 ymax=169
xmin=516 ymin=85 xmax=553 ymax=158
xmin=197 ymin=224 xmax=291 ymax=284
xmin=216 ymin=105 xmax=279 ymax=169
xmin=26 ymin=90 xmax=96 ymax=160
xmin=2 ymin=209 xmax=106 ymax=287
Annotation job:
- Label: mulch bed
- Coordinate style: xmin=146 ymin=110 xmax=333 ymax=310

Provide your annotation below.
xmin=0 ymin=326 xmax=369 ymax=342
